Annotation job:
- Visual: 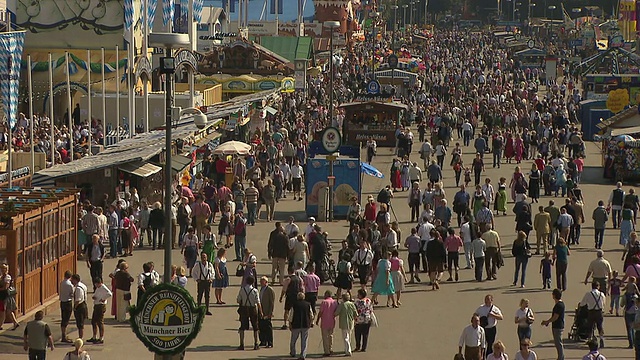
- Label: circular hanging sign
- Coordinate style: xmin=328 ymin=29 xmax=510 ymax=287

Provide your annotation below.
xmin=388 ymin=54 xmax=399 ymax=69
xmin=129 ymin=283 xmax=205 ymax=355
xmin=413 ymin=29 xmax=420 ymax=35
xmin=321 ymin=127 xmax=342 ymax=153
xmin=527 ymin=39 xmax=535 ymax=49
xmin=367 ymin=80 xmax=381 ymax=95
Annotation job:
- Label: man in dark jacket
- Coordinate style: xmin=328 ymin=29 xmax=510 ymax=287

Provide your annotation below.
xmin=288 ymin=292 xmax=313 ymax=359
xmin=268 ymin=222 xmax=289 ymax=285
xmin=85 ymin=234 xmax=105 ymax=291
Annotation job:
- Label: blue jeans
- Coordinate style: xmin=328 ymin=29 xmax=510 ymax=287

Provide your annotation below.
xmin=178 ymin=223 xmax=188 ymax=246
xmin=514 ymin=256 xmax=528 ymax=286
xmin=151 ymin=227 xmax=163 ymax=249
xmin=247 ymin=203 xmax=257 ymax=225
xmin=290 ymin=328 xmax=309 ymax=358
xmin=108 ymin=229 xmax=118 ymax=257
xmin=553 ymin=328 xmax=565 ymax=360
xmin=626 ymin=312 xmax=636 ymax=347
xmin=595 ymin=228 xmax=605 ymax=248
xmin=613 ymin=209 xmax=622 ymax=228
xmin=235 ymin=235 xmax=246 ymax=260
xmin=555 ymin=184 xmax=566 ymax=197
xmin=517 ymin=326 xmax=532 ymax=342
xmin=493 ymin=151 xmax=502 ymax=167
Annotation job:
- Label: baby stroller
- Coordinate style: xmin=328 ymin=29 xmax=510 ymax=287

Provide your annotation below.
xmin=568 ymin=304 xmax=592 ymax=341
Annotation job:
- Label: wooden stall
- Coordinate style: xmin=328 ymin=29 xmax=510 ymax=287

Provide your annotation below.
xmin=340 ymin=101 xmax=408 ymax=147
xmin=0 ymin=188 xmax=77 ymax=317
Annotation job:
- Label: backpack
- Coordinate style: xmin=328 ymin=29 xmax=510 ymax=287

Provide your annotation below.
xmin=377 ymin=189 xmax=390 ymax=204
xmin=234 ymin=218 xmax=246 ymax=236
xmin=143 ymin=273 xmax=153 ymax=289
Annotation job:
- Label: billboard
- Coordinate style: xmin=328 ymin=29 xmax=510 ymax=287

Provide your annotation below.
xmin=14 ymin=0 xmax=129 ymax=49
xmin=305 ymin=158 xmax=361 ymax=219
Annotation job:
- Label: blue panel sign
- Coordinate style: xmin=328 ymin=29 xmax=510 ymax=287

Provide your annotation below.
xmin=305 ymin=158 xmax=361 ymax=218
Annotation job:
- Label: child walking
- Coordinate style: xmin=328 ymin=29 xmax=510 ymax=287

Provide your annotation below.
xmin=540 ymin=252 xmax=553 ymax=289
xmin=609 ymin=270 xmax=623 ymax=316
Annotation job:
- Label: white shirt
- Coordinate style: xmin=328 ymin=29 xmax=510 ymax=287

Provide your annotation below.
xmin=386 ymin=229 xmax=398 ymax=248
xmin=192 ymin=261 xmax=215 ymax=281
xmin=92 ymin=284 xmax=113 ymax=305
xmin=60 ymin=278 xmax=74 ymax=302
xmin=458 ymin=324 xmax=486 ymax=348
xmin=353 ymin=248 xmax=374 ymax=266
xmin=515 ymin=307 xmax=534 ymax=327
xmin=74 ymin=282 xmax=88 ymax=306
xmin=460 ymin=222 xmax=472 ymax=243
xmin=482 ymin=183 xmax=495 ymax=203
xmin=285 ymin=222 xmax=300 ymax=237
xmin=291 ymin=165 xmax=304 ymax=178
xmin=462 ymin=122 xmax=473 ymax=132
xmin=304 ymin=223 xmax=316 ymax=241
xmin=471 ymin=237 xmax=486 ymax=258
xmin=580 ymin=289 xmax=606 ymax=311
xmin=475 ymin=304 xmax=502 ymax=328
xmin=417 ymin=222 xmax=434 ymax=241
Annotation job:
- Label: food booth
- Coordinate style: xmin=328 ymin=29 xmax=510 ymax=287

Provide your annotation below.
xmin=340 ymin=100 xmax=408 ymax=147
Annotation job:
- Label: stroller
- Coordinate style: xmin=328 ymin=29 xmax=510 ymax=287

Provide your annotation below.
xmin=568 ymin=304 xmax=592 ymax=341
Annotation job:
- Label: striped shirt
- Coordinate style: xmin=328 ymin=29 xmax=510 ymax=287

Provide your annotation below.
xmin=245 ymin=186 xmax=259 ymax=204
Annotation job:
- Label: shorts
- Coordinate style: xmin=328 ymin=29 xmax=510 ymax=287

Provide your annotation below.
xmin=356 ymin=264 xmax=371 ymax=285
xmin=284 ymin=294 xmax=295 ymax=311
xmin=74 ymin=302 xmax=88 ymax=329
xmin=239 ymin=306 xmax=259 ymax=331
xmin=447 ymin=251 xmax=460 ymax=270
xmin=292 ymin=178 xmax=302 ymax=192
xmin=60 ymin=301 xmax=73 ymax=327
xmin=428 ymin=260 xmax=444 ymax=273
xmin=91 ymin=304 xmax=106 ymax=327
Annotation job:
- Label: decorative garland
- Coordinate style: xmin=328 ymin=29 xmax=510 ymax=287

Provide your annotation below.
xmin=22 ymin=54 xmax=128 ymax=74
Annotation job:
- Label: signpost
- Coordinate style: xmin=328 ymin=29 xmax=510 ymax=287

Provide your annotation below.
xmin=321 ymin=127 xmax=342 ymax=221
xmin=129 ymin=283 xmax=205 ymax=357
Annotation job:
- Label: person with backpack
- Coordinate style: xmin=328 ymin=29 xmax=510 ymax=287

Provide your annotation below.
xmin=234 ymin=211 xmax=248 ymax=261
xmin=377 ymin=185 xmax=393 ymax=209
xmin=622 ymin=290 xmax=638 ymax=348
xmin=582 ymin=339 xmax=607 ymax=360
xmin=475 ymin=294 xmax=503 ymax=357
xmin=137 ymin=262 xmax=155 ymax=307
xmin=280 ymin=268 xmax=304 ymax=330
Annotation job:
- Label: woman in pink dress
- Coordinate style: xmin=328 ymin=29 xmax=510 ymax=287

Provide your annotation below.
xmin=504 ymin=133 xmax=514 ymax=163
xmin=514 ymin=134 xmax=524 ymax=164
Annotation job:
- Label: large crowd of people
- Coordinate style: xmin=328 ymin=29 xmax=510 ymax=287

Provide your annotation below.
xmin=5 ymin=16 xmax=640 ymax=360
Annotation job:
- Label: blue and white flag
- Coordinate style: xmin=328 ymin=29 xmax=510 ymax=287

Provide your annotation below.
xmin=148 ymin=0 xmax=158 ymax=30
xmin=0 ymin=31 xmax=25 ymax=130
xmin=162 ymin=0 xmax=175 ymax=26
xmin=124 ymin=0 xmax=134 ymax=30
xmin=193 ymin=0 xmax=204 ymax=22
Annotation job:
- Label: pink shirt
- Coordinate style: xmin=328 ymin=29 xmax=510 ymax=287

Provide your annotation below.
xmin=574 ymin=158 xmax=584 ymax=172
xmin=319 ymin=298 xmax=338 ymax=329
xmin=626 ymin=264 xmax=640 ymax=279
xmin=445 ymin=235 xmax=463 ymax=252
xmin=304 ymin=273 xmax=321 ymax=293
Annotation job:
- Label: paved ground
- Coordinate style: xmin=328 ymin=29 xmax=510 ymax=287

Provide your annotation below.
xmin=0 ymin=139 xmax=636 ymax=360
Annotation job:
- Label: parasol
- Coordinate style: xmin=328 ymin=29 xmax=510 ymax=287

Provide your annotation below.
xmin=212 ymin=141 xmax=252 ymax=155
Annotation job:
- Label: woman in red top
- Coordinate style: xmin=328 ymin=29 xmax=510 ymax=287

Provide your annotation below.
xmin=364 ymin=195 xmax=377 ymax=223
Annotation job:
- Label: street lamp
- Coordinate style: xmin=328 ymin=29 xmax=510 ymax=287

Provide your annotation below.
xmin=149 ymin=32 xmax=190 ymax=286
xmin=513 ymin=2 xmax=521 ymax=22
xmin=548 ymin=5 xmax=556 ymax=41
xmin=324 ymin=20 xmax=340 ymax=222
xmin=528 ymin=3 xmax=536 ymax=27
xmin=410 ymin=1 xmax=416 ymax=27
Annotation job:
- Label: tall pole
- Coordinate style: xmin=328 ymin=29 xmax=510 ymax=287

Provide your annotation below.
xmin=87 ymin=49 xmax=92 ymax=155
xmin=143 ymin=0 xmax=149 ymax=133
xmin=129 ymin=25 xmax=136 ymax=137
xmin=326 ymin=21 xmax=340 ymax=222
xmin=27 ymin=55 xmax=34 ymax=172
xmin=101 ymin=48 xmax=106 ymax=136
xmin=116 ymin=45 xmax=120 ymax=142
xmin=65 ymin=52 xmax=74 ymax=161
xmin=48 ymin=53 xmax=54 ymax=167
xmin=164 ymin=46 xmax=174 ymax=285
xmin=392 ymin=4 xmax=397 ymax=94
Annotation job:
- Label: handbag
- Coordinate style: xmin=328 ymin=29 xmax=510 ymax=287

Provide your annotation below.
xmin=7 ymin=286 xmax=16 ymax=296
xmin=123 ymin=292 xmax=132 ymax=301
xmin=235 ymin=264 xmax=246 ymax=277
xmin=370 ymin=311 xmax=379 ymax=328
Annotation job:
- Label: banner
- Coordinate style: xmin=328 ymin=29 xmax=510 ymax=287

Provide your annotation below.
xmin=0 ymin=31 xmax=26 ymax=130
xmin=193 ymin=0 xmax=204 ymax=22
xmin=162 ymin=0 xmax=175 ymax=26
xmin=148 ymin=0 xmax=158 ymax=30
xmin=124 ymin=0 xmax=134 ymax=30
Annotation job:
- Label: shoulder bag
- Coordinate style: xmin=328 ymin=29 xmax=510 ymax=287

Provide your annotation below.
xmin=235 ymin=264 xmax=246 ymax=277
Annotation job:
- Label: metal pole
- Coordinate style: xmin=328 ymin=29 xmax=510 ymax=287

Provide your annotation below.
xmin=101 ymin=48 xmax=106 ymax=135
xmin=28 ymin=55 xmax=34 ymax=172
xmin=116 ymin=45 xmax=120 ymax=143
xmin=328 ymin=159 xmax=334 ymax=222
xmin=328 ymin=25 xmax=334 ymax=222
xmin=129 ymin=31 xmax=136 ymax=137
xmin=65 ymin=52 xmax=73 ymax=161
xmin=164 ymin=46 xmax=174 ymax=285
xmin=48 ymin=53 xmax=54 ymax=167
xmin=87 ymin=49 xmax=91 ymax=155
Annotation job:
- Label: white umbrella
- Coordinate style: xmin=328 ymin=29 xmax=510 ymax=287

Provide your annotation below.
xmin=212 ymin=141 xmax=252 ymax=155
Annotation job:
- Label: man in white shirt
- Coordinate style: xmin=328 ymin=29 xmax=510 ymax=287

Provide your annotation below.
xmin=192 ymin=252 xmax=216 ymax=315
xmin=280 ymin=161 xmax=292 ymax=197
xmin=352 ymin=242 xmax=373 ymax=290
xmin=580 ymin=281 xmax=607 ymax=348
xmin=557 ymin=208 xmax=574 ymax=241
xmin=59 ymin=270 xmax=74 ymax=343
xmin=89 ymin=277 xmax=112 ymax=344
xmin=291 ymin=159 xmax=304 ymax=201
xmin=461 ymin=120 xmax=474 ymax=147
xmin=417 ymin=218 xmax=434 ymax=272
xmin=475 ymin=294 xmax=503 ymax=357
xmin=460 ymin=216 xmax=474 ymax=269
xmin=71 ymin=274 xmax=89 ymax=340
xmin=304 ymin=217 xmax=316 ymax=242
xmin=285 ymin=217 xmax=300 ymax=238
xmin=420 ymin=140 xmax=433 ymax=169
xmin=384 ymin=224 xmax=398 ymax=250
xmin=458 ymin=314 xmax=485 ymax=360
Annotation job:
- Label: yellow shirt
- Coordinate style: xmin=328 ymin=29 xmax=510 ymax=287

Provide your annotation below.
xmin=481 ymin=230 xmax=500 ymax=248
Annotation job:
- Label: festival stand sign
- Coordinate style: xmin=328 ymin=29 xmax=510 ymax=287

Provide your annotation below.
xmin=607 ymin=88 xmax=630 ymax=114
xmin=129 ymin=283 xmax=205 ymax=355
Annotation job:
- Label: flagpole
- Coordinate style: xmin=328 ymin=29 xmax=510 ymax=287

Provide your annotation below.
xmin=101 ymin=48 xmax=106 ymax=137
xmin=48 ymin=52 xmax=54 ymax=167
xmin=27 ymin=55 xmax=34 ymax=172
xmin=87 ymin=49 xmax=92 ymax=155
xmin=128 ymin=34 xmax=135 ymax=138
xmin=65 ymin=52 xmax=73 ymax=161
xmin=143 ymin=0 xmax=149 ymax=133
xmin=116 ymin=44 xmax=120 ymax=143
